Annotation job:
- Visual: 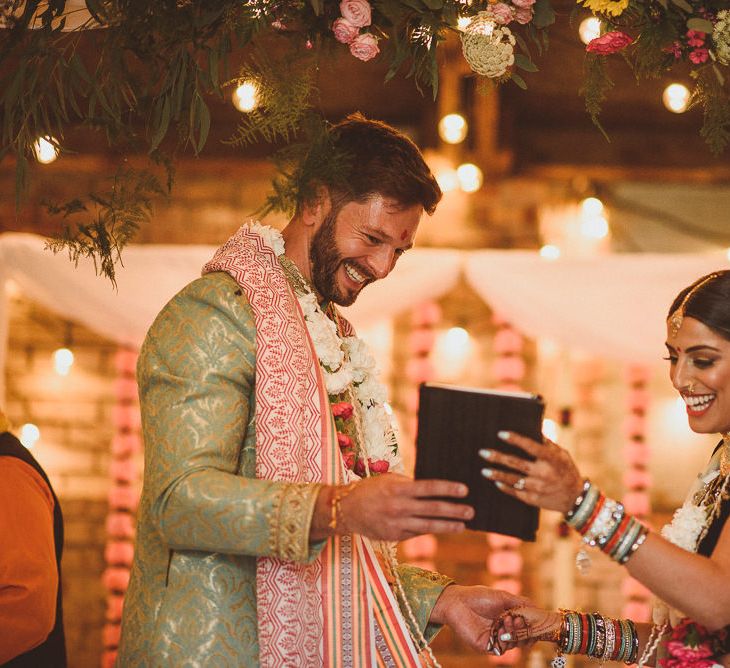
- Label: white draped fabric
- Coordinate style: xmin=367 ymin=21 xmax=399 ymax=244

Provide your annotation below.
xmin=1 ymin=232 xmax=727 ymax=397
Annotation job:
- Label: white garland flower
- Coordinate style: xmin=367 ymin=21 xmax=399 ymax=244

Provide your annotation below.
xmin=246 ymin=221 xmax=286 ymax=256
xmin=246 ymin=223 xmax=402 ymax=473
xmin=660 ymin=502 xmax=708 ymax=551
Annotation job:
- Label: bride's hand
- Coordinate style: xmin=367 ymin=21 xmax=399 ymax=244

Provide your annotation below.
xmin=479 ymin=431 xmax=583 ymax=514
xmin=488 ymin=606 xmax=563 ymax=655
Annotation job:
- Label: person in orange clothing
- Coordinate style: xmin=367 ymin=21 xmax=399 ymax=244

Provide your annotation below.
xmin=0 ymin=408 xmax=66 ymax=667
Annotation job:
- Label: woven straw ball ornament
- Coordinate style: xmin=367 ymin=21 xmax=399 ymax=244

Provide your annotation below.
xmin=460 ymin=11 xmax=516 ymax=78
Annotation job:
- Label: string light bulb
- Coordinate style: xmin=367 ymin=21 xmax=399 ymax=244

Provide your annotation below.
xmin=20 ymin=423 xmax=40 ymax=449
xmin=578 ymin=17 xmax=602 ymax=45
xmin=436 ymin=169 xmax=460 ymax=193
xmin=232 ymin=81 xmax=259 ymax=112
xmin=438 ymin=113 xmax=468 ymax=144
xmin=53 ymin=347 xmax=74 ymax=376
xmin=580 ymin=215 xmax=609 ymax=240
xmin=540 ymin=244 xmax=561 ymax=260
xmin=456 ymin=163 xmax=483 ymax=193
xmin=662 ymin=83 xmax=690 ymax=113
xmin=580 ymin=196 xmax=604 ymax=217
xmin=33 ymin=136 xmax=59 ymax=164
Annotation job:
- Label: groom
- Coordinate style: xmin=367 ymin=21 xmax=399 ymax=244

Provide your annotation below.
xmin=117 ymin=114 xmax=523 ymax=666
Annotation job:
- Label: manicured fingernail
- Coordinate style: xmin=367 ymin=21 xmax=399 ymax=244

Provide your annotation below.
xmin=478 ymin=449 xmax=492 ymax=459
xmin=497 ymin=430 xmax=511 ymax=440
xmin=481 ymin=468 xmax=494 ymax=479
xmin=499 ymin=632 xmax=512 ymax=642
xmin=495 ymin=481 xmax=506 ymax=489
xmin=457 ymin=484 xmax=468 ymax=496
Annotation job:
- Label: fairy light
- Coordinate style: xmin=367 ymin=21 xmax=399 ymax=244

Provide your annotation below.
xmin=662 ymin=83 xmax=690 ymax=113
xmin=438 ymin=113 xmax=468 ymax=144
xmin=456 ymin=162 xmax=483 ymax=193
xmin=580 ymin=215 xmax=609 ymax=240
xmin=579 ymin=16 xmax=602 ymax=45
xmin=33 ymin=136 xmax=59 ymax=164
xmin=20 ymin=423 xmax=40 ymax=449
xmin=53 ymin=347 xmax=74 ymax=376
xmin=232 ymin=81 xmax=259 ymax=112
xmin=580 ymin=196 xmax=604 ymax=217
xmin=436 ymin=169 xmax=460 ymax=193
xmin=457 ymin=16 xmax=472 ymax=30
xmin=540 ymin=244 xmax=561 ymax=260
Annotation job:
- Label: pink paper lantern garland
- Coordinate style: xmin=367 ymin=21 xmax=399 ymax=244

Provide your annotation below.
xmin=621 ymin=364 xmax=652 ymax=623
xmin=102 ymin=347 xmax=142 ymax=668
xmin=488 ymin=316 xmax=527 ymax=665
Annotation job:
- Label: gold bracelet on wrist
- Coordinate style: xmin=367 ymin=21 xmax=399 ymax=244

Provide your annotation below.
xmin=328 ymin=482 xmax=356 ymax=533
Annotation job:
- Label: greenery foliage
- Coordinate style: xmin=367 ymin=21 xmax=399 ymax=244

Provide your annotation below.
xmin=1 ymin=0 xmax=729 ymax=279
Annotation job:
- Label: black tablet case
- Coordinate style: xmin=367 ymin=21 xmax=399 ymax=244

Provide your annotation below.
xmin=414 ymin=383 xmax=545 ymax=541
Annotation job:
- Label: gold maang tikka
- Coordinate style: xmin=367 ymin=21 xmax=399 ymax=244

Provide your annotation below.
xmin=668 ymin=272 xmax=723 ymax=338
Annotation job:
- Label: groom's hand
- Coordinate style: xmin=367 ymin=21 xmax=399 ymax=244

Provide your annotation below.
xmin=428 ymin=585 xmax=530 ymax=653
xmin=311 ymin=474 xmax=474 ymax=542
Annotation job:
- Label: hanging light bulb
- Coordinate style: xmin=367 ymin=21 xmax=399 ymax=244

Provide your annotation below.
xmin=662 ymin=83 xmax=690 ymax=113
xmin=580 ymin=196 xmax=604 ymax=217
xmin=20 ymin=423 xmax=41 ymax=449
xmin=580 ymin=215 xmax=609 ymax=240
xmin=438 ymin=113 xmax=468 ymax=144
xmin=539 ymin=244 xmax=561 ymax=260
xmin=33 ymin=136 xmax=59 ymax=164
xmin=53 ymin=347 xmax=74 ymax=376
xmin=578 ymin=17 xmax=602 ymax=45
xmin=456 ymin=162 xmax=483 ymax=193
xmin=436 ymin=169 xmax=460 ymax=193
xmin=232 ymin=80 xmax=259 ymax=112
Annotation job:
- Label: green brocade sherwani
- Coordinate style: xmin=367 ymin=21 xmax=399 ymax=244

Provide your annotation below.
xmin=117 ymin=271 xmax=452 ymax=667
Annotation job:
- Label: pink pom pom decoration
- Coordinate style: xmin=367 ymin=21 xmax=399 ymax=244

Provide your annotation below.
xmin=105 ymin=541 xmax=135 ymax=567
xmin=111 ymin=433 xmax=141 ymax=457
xmin=114 ymin=349 xmax=139 ymax=375
xmin=622 ymin=601 xmax=651 ymax=623
xmin=405 ymin=357 xmax=434 ymax=384
xmin=622 ymin=413 xmax=647 ymax=438
xmin=626 ymin=388 xmax=651 ymax=411
xmin=623 ymin=468 xmax=651 ymax=490
xmin=108 ymin=485 xmax=140 ymax=511
xmin=101 ymin=650 xmax=118 ymax=668
xmin=623 ymin=491 xmax=650 ymax=516
xmin=626 ymin=364 xmax=650 ymax=385
xmin=113 ymin=377 xmax=139 ymax=402
xmin=492 ymin=577 xmax=522 ymax=596
xmin=110 ymin=458 xmax=138 ymax=484
xmin=493 ymin=328 xmax=524 ymax=355
xmin=621 ymin=577 xmax=651 ymax=599
xmin=112 ymin=404 xmax=142 ymax=432
xmin=488 ymin=550 xmax=523 ymax=575
xmin=103 ymin=567 xmax=131 ymax=592
xmin=106 ymin=512 xmax=135 ymax=539
xmin=412 ymin=301 xmax=441 ymax=327
xmin=624 ymin=442 xmax=651 ymax=467
xmin=487 ymin=534 xmax=521 ymax=549
xmin=492 ymin=356 xmax=526 ymax=382
xmin=106 ymin=594 xmax=126 ymax=622
xmin=408 ymin=328 xmax=436 ymax=354
xmin=102 ymin=622 xmax=121 ymax=647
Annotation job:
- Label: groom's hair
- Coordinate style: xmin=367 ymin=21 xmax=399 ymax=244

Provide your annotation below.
xmin=669 ymin=270 xmax=730 ymax=341
xmin=305 ymin=113 xmax=442 ymax=216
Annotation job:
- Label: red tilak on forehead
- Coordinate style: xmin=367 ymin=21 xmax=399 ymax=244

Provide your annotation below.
xmin=400 ymin=229 xmax=408 ymax=241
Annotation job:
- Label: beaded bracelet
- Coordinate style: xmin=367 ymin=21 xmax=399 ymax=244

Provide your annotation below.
xmin=564 ymin=480 xmax=649 ymax=565
xmin=557 ymin=610 xmax=639 ymax=664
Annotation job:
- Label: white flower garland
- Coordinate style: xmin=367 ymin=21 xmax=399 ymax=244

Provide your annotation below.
xmin=250 ymin=223 xmax=402 ymax=474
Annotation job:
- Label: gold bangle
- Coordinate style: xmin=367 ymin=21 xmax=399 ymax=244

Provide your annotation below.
xmin=329 ymin=482 xmax=356 ymax=533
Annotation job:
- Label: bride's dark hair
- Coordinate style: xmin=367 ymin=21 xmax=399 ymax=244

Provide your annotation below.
xmin=668 ymin=270 xmax=730 ymax=341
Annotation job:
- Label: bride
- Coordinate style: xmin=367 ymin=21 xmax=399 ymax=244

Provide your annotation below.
xmin=480 ymin=271 xmax=730 ymax=666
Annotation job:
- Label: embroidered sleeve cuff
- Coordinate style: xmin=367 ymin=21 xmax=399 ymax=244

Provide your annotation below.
xmin=270 ymin=482 xmax=325 ymax=563
xmin=395 ymin=563 xmax=454 ymax=644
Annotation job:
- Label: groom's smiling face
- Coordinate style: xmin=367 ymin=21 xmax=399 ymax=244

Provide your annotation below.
xmin=309 ymin=195 xmax=420 ymax=307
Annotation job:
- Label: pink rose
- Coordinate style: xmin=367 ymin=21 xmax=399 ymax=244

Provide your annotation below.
xmin=332 ymin=17 xmax=359 ymax=44
xmin=689 ymin=47 xmax=709 ymax=63
xmin=586 ymin=31 xmax=633 ymax=55
xmin=337 ymin=432 xmax=353 ymax=449
xmin=513 ymin=6 xmax=534 ymax=24
xmin=368 ymin=458 xmax=390 ymax=474
xmin=349 ymin=32 xmax=380 ymax=61
xmin=331 ymin=401 xmax=354 ymax=419
xmin=490 ymin=3 xmax=514 ymax=24
xmin=339 ymin=0 xmax=371 ymax=28
xmin=342 ymin=451 xmax=356 ymax=470
xmin=511 ymin=0 xmax=536 ymax=7
xmin=354 ymin=457 xmax=366 ymax=476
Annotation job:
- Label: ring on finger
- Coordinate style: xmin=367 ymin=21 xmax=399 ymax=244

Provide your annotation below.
xmin=513 ymin=477 xmax=526 ymax=491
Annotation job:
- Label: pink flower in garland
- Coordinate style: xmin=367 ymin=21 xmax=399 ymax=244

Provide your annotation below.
xmin=342 ymin=451 xmax=356 ymax=470
xmin=490 ymin=3 xmax=514 ymax=25
xmin=659 ymin=619 xmax=727 ymax=668
xmin=339 ymin=0 xmax=372 ymax=28
xmin=337 ymin=432 xmax=353 ymax=449
xmin=686 ymin=29 xmax=706 ymax=47
xmin=349 ymin=32 xmax=380 ymax=61
xmin=586 ymin=31 xmax=634 ymax=54
xmin=666 ymin=41 xmax=683 ymax=59
xmin=331 ymin=401 xmax=354 ymax=419
xmin=368 ymin=459 xmax=390 ymax=474
xmin=511 ymin=0 xmax=536 ymax=8
xmin=332 ymin=17 xmax=358 ymax=44
xmin=689 ymin=48 xmax=709 ymax=63
xmin=513 ymin=7 xmax=534 ymax=24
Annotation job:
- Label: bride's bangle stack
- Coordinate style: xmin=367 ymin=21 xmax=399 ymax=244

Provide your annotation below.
xmin=565 ymin=480 xmax=649 ymax=564
xmin=558 ymin=610 xmax=639 ymax=664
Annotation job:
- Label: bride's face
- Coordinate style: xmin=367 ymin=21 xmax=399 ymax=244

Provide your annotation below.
xmin=666 ymin=316 xmax=730 ymax=435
